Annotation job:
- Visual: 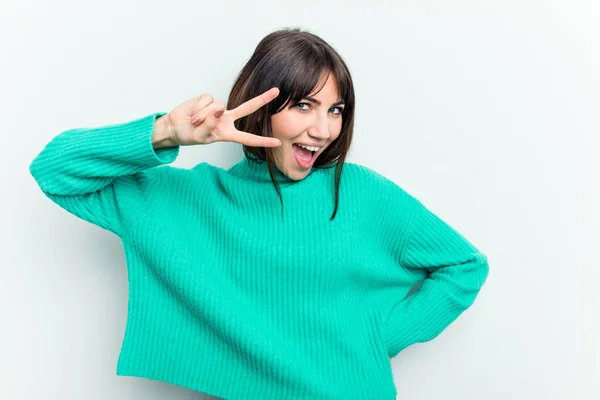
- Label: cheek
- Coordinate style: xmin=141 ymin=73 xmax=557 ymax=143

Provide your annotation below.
xmin=330 ymin=120 xmax=343 ymax=139
xmin=271 ymin=114 xmax=304 ymax=141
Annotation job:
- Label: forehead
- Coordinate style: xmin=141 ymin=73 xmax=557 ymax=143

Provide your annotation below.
xmin=307 ymin=73 xmax=341 ymax=100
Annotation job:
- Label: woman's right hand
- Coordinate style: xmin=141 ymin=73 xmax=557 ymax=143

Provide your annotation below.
xmin=163 ymin=87 xmax=281 ymax=148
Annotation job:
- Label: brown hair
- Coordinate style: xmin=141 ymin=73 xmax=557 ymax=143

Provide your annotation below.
xmin=226 ymin=27 xmax=356 ymax=220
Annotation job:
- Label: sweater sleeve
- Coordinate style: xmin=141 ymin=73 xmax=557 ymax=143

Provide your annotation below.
xmin=29 ymin=112 xmax=180 ymax=237
xmin=382 ymin=195 xmax=489 ymax=358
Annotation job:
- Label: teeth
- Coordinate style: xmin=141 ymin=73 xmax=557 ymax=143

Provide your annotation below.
xmin=297 ymin=144 xmax=320 ymax=152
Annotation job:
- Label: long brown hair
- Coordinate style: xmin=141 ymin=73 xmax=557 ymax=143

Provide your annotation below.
xmin=226 ymin=27 xmax=356 ymax=221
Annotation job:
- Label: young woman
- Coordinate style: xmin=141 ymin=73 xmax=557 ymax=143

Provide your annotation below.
xmin=30 ymin=27 xmax=489 ymax=400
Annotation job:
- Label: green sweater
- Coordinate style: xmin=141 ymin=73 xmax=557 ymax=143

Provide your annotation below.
xmin=29 ymin=112 xmax=489 ymax=400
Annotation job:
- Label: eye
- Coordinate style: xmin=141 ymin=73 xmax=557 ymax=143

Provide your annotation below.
xmin=331 ymin=106 xmax=344 ymax=116
xmin=295 ymin=102 xmax=345 ymax=117
xmin=295 ymin=102 xmax=310 ymax=111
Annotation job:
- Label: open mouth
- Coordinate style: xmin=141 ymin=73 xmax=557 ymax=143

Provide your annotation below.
xmin=292 ymin=144 xmax=319 ymax=169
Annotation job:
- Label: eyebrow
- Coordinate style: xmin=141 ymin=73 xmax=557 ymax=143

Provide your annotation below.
xmin=302 ymin=96 xmax=345 ymax=107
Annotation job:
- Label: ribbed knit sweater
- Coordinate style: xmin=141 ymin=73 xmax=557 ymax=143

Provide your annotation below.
xmin=29 ymin=112 xmax=489 ymax=400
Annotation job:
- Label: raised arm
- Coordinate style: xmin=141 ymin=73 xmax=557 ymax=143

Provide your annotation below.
xmin=29 ymin=112 xmax=180 ymax=236
xmin=29 ymin=88 xmax=284 ymax=237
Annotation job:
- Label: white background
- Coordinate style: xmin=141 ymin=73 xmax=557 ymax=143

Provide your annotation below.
xmin=2 ymin=1 xmax=598 ymax=399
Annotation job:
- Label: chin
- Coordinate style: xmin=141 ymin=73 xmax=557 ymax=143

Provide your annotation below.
xmin=274 ymin=148 xmax=319 ymax=181
xmin=284 ymin=167 xmax=310 ymax=181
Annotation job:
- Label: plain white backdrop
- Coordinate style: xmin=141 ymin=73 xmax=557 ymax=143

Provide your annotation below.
xmin=2 ymin=1 xmax=598 ymax=399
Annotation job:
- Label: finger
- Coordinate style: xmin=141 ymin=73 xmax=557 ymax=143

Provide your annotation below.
xmin=228 ymin=87 xmax=279 ymax=121
xmin=199 ymin=107 xmax=225 ymax=138
xmin=190 ymin=94 xmax=217 ymax=124
xmin=226 ymin=130 xmax=281 ymax=148
xmin=191 ymin=100 xmax=225 ymax=125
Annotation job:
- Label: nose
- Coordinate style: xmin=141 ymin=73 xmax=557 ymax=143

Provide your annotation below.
xmin=308 ymin=113 xmax=331 ymax=142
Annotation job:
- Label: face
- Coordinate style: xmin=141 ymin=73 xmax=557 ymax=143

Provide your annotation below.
xmin=270 ymin=73 xmax=345 ymax=181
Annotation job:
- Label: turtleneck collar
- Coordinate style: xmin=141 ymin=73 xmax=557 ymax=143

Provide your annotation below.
xmin=228 ymin=155 xmax=318 ymax=185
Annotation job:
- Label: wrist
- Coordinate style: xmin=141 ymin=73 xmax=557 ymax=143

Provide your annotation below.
xmin=152 ymin=114 xmax=177 ymax=149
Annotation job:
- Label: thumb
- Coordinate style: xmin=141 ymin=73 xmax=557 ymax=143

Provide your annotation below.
xmin=205 ymin=107 xmax=224 ymax=124
xmin=202 ymin=107 xmax=225 ymax=134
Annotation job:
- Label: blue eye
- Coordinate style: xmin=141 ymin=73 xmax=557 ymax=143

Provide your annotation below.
xmin=331 ymin=106 xmax=344 ymax=115
xmin=295 ymin=102 xmax=344 ymax=116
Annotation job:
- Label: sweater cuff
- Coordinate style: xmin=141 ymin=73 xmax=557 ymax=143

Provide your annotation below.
xmin=114 ymin=112 xmax=180 ymax=167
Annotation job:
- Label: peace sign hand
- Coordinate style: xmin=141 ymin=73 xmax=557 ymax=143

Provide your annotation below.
xmin=164 ymin=87 xmax=281 ymax=148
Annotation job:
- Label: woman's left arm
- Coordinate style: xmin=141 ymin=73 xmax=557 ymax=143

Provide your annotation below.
xmin=383 ymin=198 xmax=490 ymax=358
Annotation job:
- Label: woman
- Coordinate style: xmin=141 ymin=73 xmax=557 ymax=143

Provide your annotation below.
xmin=29 ymin=27 xmax=489 ymax=400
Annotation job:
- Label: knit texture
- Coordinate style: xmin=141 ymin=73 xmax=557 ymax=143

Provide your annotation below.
xmin=29 ymin=112 xmax=489 ymax=400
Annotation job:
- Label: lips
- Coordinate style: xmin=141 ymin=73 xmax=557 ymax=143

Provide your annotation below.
xmin=292 ymin=143 xmax=318 ymax=169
